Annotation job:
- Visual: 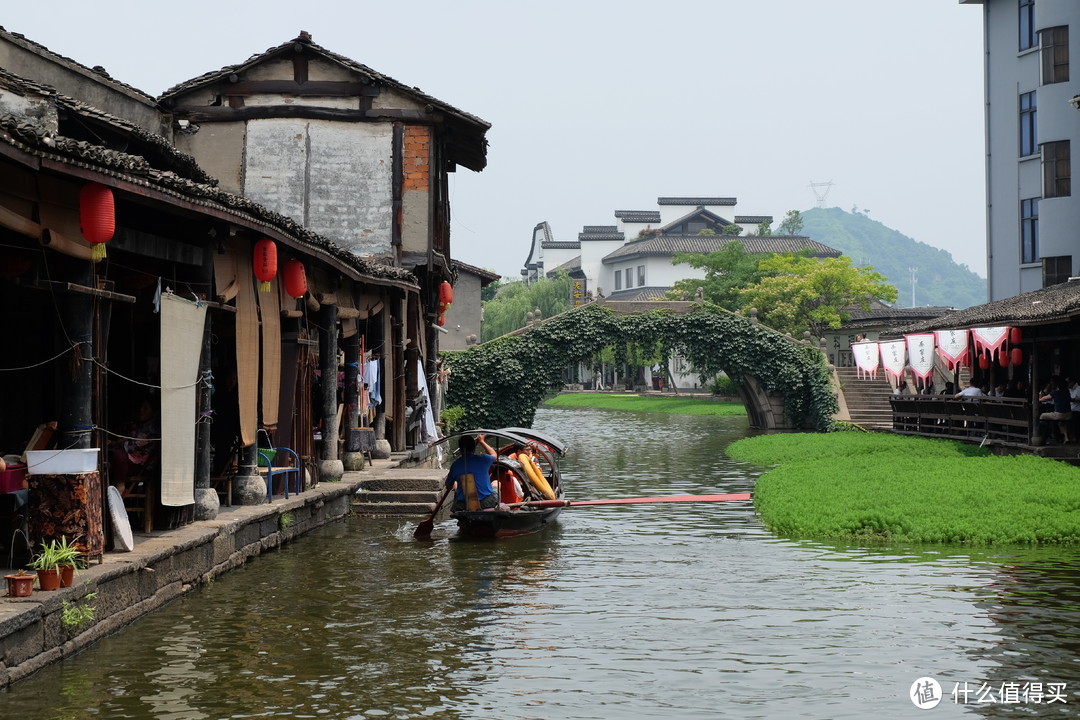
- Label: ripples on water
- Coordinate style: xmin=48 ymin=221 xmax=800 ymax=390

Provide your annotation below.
xmin=5 ymin=406 xmax=1080 ymax=719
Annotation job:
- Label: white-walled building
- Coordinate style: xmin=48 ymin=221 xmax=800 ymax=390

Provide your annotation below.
xmin=522 ymin=196 xmax=839 ymax=301
xmin=962 ymin=0 xmax=1080 ymax=300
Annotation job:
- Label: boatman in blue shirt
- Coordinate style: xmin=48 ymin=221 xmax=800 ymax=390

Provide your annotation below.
xmin=446 ymin=433 xmax=499 ymax=512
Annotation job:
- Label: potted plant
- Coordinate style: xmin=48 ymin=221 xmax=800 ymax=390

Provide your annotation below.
xmin=4 ymin=569 xmax=35 ymax=597
xmin=53 ymin=535 xmax=83 ymax=588
xmin=29 ymin=541 xmax=61 ymax=591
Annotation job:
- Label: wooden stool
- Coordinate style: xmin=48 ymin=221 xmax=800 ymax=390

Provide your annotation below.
xmin=123 ymin=473 xmax=155 ymax=534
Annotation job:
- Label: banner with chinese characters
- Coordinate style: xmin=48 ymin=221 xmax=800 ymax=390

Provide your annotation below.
xmin=878 ymin=339 xmax=907 ymax=382
xmin=905 ymin=334 xmax=936 ymax=386
xmin=971 ymin=326 xmax=1010 ymax=362
xmin=935 ymin=329 xmax=970 ymax=371
xmin=852 ymin=342 xmax=880 ymax=379
xmin=571 ymin=279 xmax=586 ymax=307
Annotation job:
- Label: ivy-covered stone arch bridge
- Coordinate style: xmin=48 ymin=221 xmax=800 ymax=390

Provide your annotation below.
xmin=442 ymin=300 xmax=838 ymax=432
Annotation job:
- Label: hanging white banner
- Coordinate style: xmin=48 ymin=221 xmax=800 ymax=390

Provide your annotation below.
xmin=971 ymin=326 xmax=1010 ymax=361
xmin=905 ymin=333 xmax=936 ymax=382
xmin=878 ymin=339 xmax=907 ymax=382
xmin=852 ymin=342 xmax=880 ymax=380
xmin=935 ymin=329 xmax=969 ymax=370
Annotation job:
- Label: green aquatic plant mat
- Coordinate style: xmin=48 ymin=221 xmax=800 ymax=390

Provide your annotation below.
xmin=545 ymin=393 xmax=746 ymax=417
xmin=729 ymin=433 xmax=1080 ymax=545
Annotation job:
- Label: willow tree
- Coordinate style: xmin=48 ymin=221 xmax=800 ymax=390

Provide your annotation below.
xmin=480 ymin=271 xmax=575 ymax=341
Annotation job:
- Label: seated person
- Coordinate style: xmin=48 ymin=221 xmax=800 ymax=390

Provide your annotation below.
xmin=955 ymin=381 xmax=983 ymax=398
xmin=109 ymin=398 xmax=159 ymax=495
xmin=445 ymin=433 xmax=499 ymax=512
xmin=1039 ymin=377 xmax=1074 ymax=443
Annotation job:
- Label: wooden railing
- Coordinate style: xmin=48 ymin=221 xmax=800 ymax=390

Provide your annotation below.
xmin=889 ymin=396 xmax=1032 ymax=445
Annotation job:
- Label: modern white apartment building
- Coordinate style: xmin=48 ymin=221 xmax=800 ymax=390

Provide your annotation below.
xmin=964 ymin=0 xmax=1080 ymax=300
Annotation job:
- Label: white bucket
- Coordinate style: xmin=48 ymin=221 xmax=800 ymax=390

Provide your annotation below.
xmin=26 ymin=448 xmax=100 ymax=475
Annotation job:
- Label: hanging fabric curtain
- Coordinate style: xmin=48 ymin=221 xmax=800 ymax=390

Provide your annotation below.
xmin=852 ymin=341 xmax=880 ymax=380
xmin=878 ymin=339 xmax=907 ymax=383
xmin=905 ymin=334 xmax=936 ymax=388
xmin=934 ymin=329 xmax=970 ymax=371
xmin=971 ymin=326 xmax=1010 ymax=363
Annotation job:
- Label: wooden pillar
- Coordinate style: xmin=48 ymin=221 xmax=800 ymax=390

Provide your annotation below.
xmin=318 ymin=301 xmax=343 ymax=481
xmin=58 ymin=263 xmax=95 ymax=450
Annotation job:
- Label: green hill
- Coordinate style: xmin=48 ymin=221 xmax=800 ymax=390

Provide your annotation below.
xmin=800 ymin=207 xmax=986 ymax=310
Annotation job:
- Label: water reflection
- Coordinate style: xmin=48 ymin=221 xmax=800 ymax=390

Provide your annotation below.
xmin=4 ymin=406 xmax=1079 ymax=718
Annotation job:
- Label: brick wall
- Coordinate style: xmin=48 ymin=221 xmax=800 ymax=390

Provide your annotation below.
xmin=403 ymin=125 xmax=430 ymax=192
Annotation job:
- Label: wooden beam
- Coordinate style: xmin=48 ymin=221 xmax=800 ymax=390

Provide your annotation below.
xmin=171 ymin=105 xmax=443 ymax=125
xmin=41 ymin=228 xmax=94 ymax=261
xmin=0 ymin=203 xmax=40 ymax=238
xmin=222 ymin=80 xmax=367 ymax=96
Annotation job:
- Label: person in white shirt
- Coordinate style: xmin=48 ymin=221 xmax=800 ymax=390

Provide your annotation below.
xmin=955 ymin=381 xmax=984 ymax=398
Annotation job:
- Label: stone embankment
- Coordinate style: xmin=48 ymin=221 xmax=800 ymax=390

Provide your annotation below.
xmin=0 ymin=455 xmax=446 ymax=688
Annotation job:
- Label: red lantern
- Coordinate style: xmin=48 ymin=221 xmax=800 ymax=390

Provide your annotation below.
xmin=283 ymin=259 xmax=307 ymax=299
xmin=253 ymin=239 xmax=277 ymax=292
xmin=80 ymin=183 xmax=115 ymax=261
xmin=1011 ymin=347 xmax=1023 ymax=366
xmin=439 ymin=281 xmax=453 ymax=307
xmin=978 ymin=354 xmax=990 ymax=370
xmin=1009 ymin=326 xmax=1022 ymax=344
xmin=998 ymin=351 xmax=1009 ymax=368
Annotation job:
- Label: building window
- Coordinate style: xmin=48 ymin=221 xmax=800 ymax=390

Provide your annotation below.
xmin=1040 ymin=26 xmax=1069 ymax=84
xmin=614 ymin=270 xmax=622 ymax=291
xmin=625 ymin=268 xmax=633 ymax=288
xmin=1021 ymin=197 xmax=1039 ymax=263
xmin=1043 ymin=255 xmax=1072 ymax=286
xmin=1020 ymin=91 xmax=1037 ymax=156
xmin=1042 ymin=140 xmax=1071 ymax=197
xmin=1019 ymin=0 xmax=1036 ymax=51
xmin=637 ymin=265 xmax=646 ymax=286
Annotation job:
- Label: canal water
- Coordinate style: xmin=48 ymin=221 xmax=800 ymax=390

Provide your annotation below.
xmin=4 ymin=407 xmax=1080 ymax=719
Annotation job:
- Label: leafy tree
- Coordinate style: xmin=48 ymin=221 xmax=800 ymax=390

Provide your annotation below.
xmin=480 ymin=274 xmax=504 ymax=302
xmin=740 ymin=254 xmax=898 ymax=338
xmin=721 ymin=224 xmax=743 ymax=236
xmin=777 ymin=209 xmax=805 ymax=236
xmin=480 ymin=271 xmax=574 ymax=341
xmin=667 ymin=240 xmax=769 ymax=311
xmin=696 ymin=228 xmax=717 ymax=236
xmin=754 ymin=220 xmax=773 ymax=236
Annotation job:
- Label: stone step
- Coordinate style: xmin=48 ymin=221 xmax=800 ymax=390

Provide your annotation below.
xmin=356 ymin=489 xmax=441 ymax=503
xmin=351 ymin=500 xmax=438 ymax=516
xmin=358 ymin=471 xmax=445 ymax=492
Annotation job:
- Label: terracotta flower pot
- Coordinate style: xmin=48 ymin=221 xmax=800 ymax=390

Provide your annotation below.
xmin=37 ymin=568 xmax=61 ymax=591
xmin=5 ymin=572 xmax=35 ymax=597
xmin=60 ymin=565 xmax=75 ymax=588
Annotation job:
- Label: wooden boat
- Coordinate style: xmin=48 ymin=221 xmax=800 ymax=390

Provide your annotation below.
xmin=433 ymin=427 xmax=566 ymax=538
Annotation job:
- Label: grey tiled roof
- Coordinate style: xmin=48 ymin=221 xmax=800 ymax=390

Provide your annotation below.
xmin=541 ymin=241 xmax=580 ymax=249
xmin=0 ymin=67 xmax=216 ymax=186
xmin=604 ymin=286 xmax=672 ymax=301
xmin=602 ymin=235 xmax=840 ymax=262
xmin=614 ymin=210 xmax=661 ymax=223
xmin=0 ymin=110 xmax=416 ymax=287
xmin=582 ymin=225 xmax=618 ymax=233
xmin=545 ymin=256 xmax=582 ymax=275
xmin=579 ymin=229 xmax=625 ymax=241
xmin=658 ymin=197 xmax=737 ymax=206
xmin=159 ymin=32 xmax=490 ymax=171
xmin=0 ymin=26 xmax=156 ymax=103
xmin=735 ymin=215 xmax=772 ymax=223
xmin=889 ymin=280 xmax=1080 ymax=334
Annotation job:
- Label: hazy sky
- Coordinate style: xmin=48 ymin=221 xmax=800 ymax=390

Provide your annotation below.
xmin=2 ymin=1 xmax=988 ymax=279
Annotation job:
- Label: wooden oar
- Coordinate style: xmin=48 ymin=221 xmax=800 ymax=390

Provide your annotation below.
xmin=414 ymin=486 xmax=453 ymax=538
xmin=509 ymin=493 xmax=751 ymax=509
